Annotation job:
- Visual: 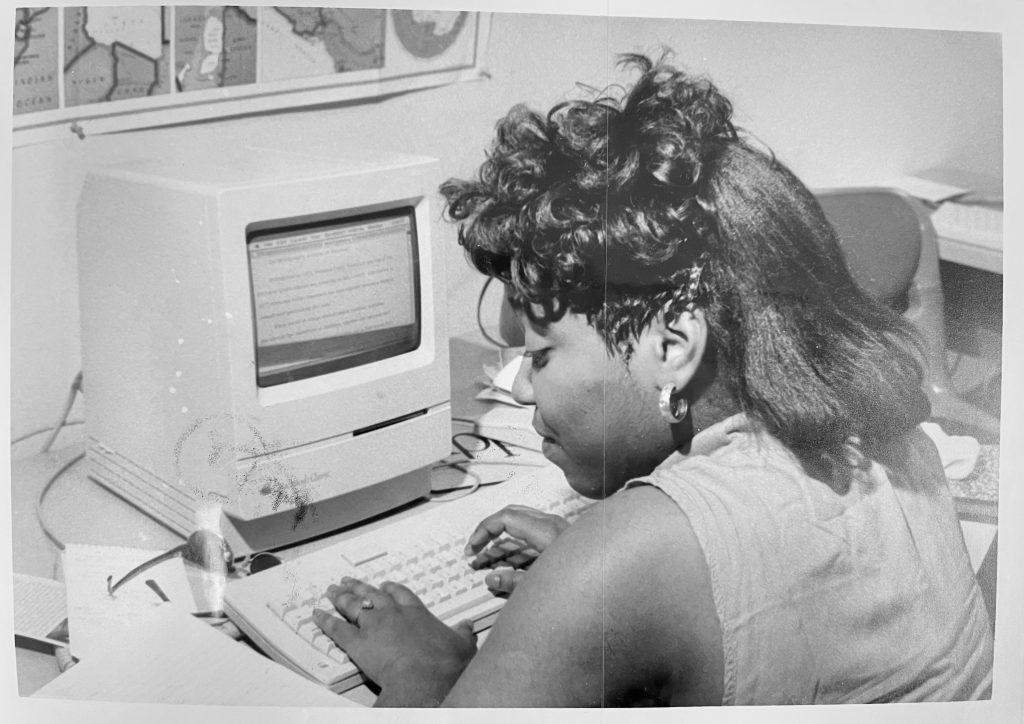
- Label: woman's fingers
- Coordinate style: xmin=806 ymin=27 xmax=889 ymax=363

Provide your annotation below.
xmin=379 ymin=580 xmax=422 ymax=607
xmin=327 ymin=577 xmax=386 ymax=622
xmin=483 ymin=567 xmax=526 ymax=594
xmin=469 ymin=538 xmax=540 ymax=570
xmin=313 ymin=608 xmax=358 ymax=648
xmin=464 ymin=505 xmax=568 ymax=556
xmin=451 ymin=618 xmax=478 ymax=645
xmin=463 ymin=507 xmax=517 ymax=554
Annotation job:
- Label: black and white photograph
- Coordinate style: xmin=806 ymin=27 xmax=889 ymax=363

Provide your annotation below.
xmin=4 ymin=1 xmax=1021 ymax=722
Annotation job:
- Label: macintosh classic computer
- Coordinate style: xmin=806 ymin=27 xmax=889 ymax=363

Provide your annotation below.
xmin=76 ymin=147 xmax=451 ymax=556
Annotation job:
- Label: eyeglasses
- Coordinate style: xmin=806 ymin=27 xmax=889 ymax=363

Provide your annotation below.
xmin=450 ymin=431 xmax=517 ymax=460
xmin=432 ymin=430 xmax=546 ymax=498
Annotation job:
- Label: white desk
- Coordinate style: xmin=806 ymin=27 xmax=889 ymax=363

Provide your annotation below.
xmin=932 ymin=203 xmax=1003 ymax=274
xmin=936 ymin=233 xmax=1002 ymax=274
xmin=11 ymin=334 xmax=508 ymax=699
xmin=11 ymin=333 xmax=1000 ymax=701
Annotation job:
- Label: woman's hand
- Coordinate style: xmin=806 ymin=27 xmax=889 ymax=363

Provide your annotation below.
xmin=464 ymin=505 xmax=570 ymax=594
xmin=313 ymin=576 xmax=477 ymax=707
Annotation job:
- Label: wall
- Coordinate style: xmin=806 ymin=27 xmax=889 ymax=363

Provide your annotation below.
xmin=8 ymin=11 xmax=1003 ymax=443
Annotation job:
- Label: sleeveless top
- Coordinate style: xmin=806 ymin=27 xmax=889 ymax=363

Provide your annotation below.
xmin=627 ymin=414 xmax=993 ymax=704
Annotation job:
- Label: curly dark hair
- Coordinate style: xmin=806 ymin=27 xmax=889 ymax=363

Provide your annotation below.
xmin=441 ymin=53 xmax=930 ymax=484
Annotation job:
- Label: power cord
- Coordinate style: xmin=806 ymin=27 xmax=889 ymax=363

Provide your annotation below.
xmin=10 ymin=372 xmax=84 ymax=458
xmin=30 ymin=371 xmax=86 ymax=552
xmin=39 ymin=371 xmax=84 ymax=454
xmin=11 ymin=420 xmax=84 ymax=448
xmin=35 ymin=452 xmax=84 ymax=553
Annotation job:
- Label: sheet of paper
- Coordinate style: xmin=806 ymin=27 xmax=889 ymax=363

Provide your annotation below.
xmin=479 ymin=353 xmax=529 ymax=407
xmin=63 ymin=544 xmax=198 ymax=662
xmin=32 ymin=605 xmax=360 ymax=707
xmin=13 ymin=573 xmax=69 ymax=646
xmin=475 ymin=386 xmax=527 ymax=407
xmin=881 ymin=175 xmax=969 ymax=204
xmin=491 ymin=353 xmax=524 ymax=393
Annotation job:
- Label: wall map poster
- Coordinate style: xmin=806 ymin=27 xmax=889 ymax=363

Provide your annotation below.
xmin=12 ymin=7 xmax=491 ymax=145
xmin=63 ymin=6 xmax=171 ymax=106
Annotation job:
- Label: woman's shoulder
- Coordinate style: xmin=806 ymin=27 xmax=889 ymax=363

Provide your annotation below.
xmin=548 ymin=484 xmax=713 ymax=592
xmin=474 ymin=484 xmax=726 ymax=704
xmin=569 ymin=486 xmax=725 ymax=702
xmin=636 ymin=414 xmax=798 ymax=494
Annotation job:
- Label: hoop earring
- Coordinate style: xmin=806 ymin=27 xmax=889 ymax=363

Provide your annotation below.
xmin=658 ymin=383 xmax=689 ymax=424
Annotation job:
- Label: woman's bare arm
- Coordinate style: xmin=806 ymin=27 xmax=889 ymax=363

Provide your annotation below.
xmin=443 ymin=484 xmax=724 ymax=706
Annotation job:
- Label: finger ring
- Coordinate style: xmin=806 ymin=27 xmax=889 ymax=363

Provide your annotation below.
xmin=360 ymin=598 xmax=375 ymax=610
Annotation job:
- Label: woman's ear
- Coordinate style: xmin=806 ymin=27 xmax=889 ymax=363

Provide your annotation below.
xmin=648 ymin=307 xmax=708 ymax=391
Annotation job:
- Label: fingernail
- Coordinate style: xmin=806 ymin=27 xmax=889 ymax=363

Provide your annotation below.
xmin=486 ymin=573 xmax=500 ymax=588
xmin=463 ymin=544 xmax=473 ymax=556
xmin=340 ymin=576 xmax=353 ymax=584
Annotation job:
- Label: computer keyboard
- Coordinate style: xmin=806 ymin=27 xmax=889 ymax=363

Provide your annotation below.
xmin=224 ymin=468 xmax=590 ymax=693
xmin=930 ymin=202 xmax=1003 ymax=250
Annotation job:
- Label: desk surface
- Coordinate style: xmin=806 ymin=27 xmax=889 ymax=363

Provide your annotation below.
xmin=11 ymin=334 xmax=514 ymax=699
xmin=932 ymin=203 xmax=1003 ymax=275
xmin=11 ymin=333 xmax=1001 ymax=701
xmin=937 ymin=234 xmax=1002 ymax=274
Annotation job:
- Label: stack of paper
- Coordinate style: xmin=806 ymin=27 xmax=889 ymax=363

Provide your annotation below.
xmin=33 ymin=606 xmax=358 ymax=706
xmin=882 ymin=174 xmax=969 ymax=204
xmin=62 ymin=544 xmax=199 ymax=662
xmin=13 ymin=573 xmax=69 ymax=647
xmin=478 ymin=352 xmax=528 ymax=407
xmin=930 ymin=202 xmax=1003 ymax=251
xmin=34 ymin=544 xmax=360 ymax=707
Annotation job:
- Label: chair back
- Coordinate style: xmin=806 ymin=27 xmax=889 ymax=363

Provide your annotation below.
xmin=815 ymin=187 xmax=951 ymax=401
xmin=816 ymin=188 xmax=998 ymax=441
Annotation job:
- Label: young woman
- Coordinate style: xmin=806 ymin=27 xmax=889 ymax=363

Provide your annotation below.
xmin=313 ymin=54 xmax=994 ymax=706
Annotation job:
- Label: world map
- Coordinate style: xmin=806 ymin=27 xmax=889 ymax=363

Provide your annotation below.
xmin=14 ymin=7 xmax=59 ymax=114
xmin=13 ymin=7 xmax=487 ymax=141
xmin=260 ymin=7 xmax=386 ymax=82
xmin=392 ymin=10 xmax=468 ymax=59
xmin=63 ymin=6 xmax=170 ymax=106
xmin=174 ymin=5 xmax=257 ymax=91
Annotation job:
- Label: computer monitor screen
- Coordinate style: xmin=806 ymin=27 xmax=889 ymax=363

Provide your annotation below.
xmin=247 ymin=208 xmax=422 ymax=387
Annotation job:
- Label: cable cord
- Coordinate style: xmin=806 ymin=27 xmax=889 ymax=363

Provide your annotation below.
xmin=31 ymin=370 xmax=86 ymax=551
xmin=427 ymin=478 xmax=481 ymax=503
xmin=39 ymin=371 xmax=84 ymax=454
xmin=35 ymin=452 xmax=85 ymax=552
xmin=11 ymin=420 xmax=85 ymax=447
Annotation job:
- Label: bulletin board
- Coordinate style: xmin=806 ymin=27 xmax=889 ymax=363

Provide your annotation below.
xmin=13 ymin=6 xmax=492 ymax=146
